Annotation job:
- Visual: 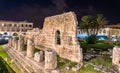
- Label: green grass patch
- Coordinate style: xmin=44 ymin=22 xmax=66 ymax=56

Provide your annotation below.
xmin=57 ymin=55 xmax=77 ymax=69
xmin=0 ymin=46 xmax=21 ymax=73
xmin=70 ymin=64 xmax=103 ymax=73
xmin=0 ymin=56 xmax=15 ymax=73
xmin=34 ymin=48 xmax=41 ymax=53
xmin=91 ymin=54 xmax=112 ymax=69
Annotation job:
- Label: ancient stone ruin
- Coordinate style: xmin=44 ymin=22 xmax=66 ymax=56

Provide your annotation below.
xmin=5 ymin=12 xmax=83 ymax=73
xmin=112 ymin=46 xmax=120 ymax=72
xmin=31 ymin=11 xmax=83 ymax=63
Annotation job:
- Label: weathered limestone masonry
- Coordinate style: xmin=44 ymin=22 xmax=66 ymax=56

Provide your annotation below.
xmin=8 ymin=38 xmax=12 ymax=47
xmin=33 ymin=12 xmax=83 ymax=64
xmin=112 ymin=46 xmax=120 ymax=72
xmin=26 ymin=36 xmax=34 ymax=58
xmin=45 ymin=49 xmax=57 ymax=70
xmin=6 ymin=35 xmax=45 ymax=73
xmin=18 ymin=35 xmax=24 ymax=51
xmin=34 ymin=51 xmax=44 ymax=62
xmin=13 ymin=37 xmax=19 ymax=50
xmin=5 ymin=12 xmax=83 ymax=73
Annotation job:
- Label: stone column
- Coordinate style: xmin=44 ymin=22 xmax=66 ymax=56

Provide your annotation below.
xmin=8 ymin=38 xmax=12 ymax=47
xmin=26 ymin=37 xmax=34 ymax=58
xmin=34 ymin=51 xmax=44 ymax=62
xmin=18 ymin=35 xmax=24 ymax=52
xmin=11 ymin=37 xmax=14 ymax=48
xmin=112 ymin=46 xmax=120 ymax=72
xmin=14 ymin=37 xmax=19 ymax=50
xmin=112 ymin=46 xmax=120 ymax=65
xmin=45 ymin=49 xmax=57 ymax=70
xmin=12 ymin=38 xmax=14 ymax=48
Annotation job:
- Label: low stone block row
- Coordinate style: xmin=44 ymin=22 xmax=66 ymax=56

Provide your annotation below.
xmin=7 ymin=35 xmax=57 ymax=73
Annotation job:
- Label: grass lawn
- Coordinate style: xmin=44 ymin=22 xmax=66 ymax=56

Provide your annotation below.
xmin=91 ymin=55 xmax=112 ymax=69
xmin=57 ymin=55 xmax=103 ymax=73
xmin=0 ymin=45 xmax=21 ymax=73
xmin=70 ymin=64 xmax=103 ymax=73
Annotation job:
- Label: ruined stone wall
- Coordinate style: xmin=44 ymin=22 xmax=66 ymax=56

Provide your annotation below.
xmin=112 ymin=46 xmax=120 ymax=72
xmin=25 ymin=28 xmax=41 ymax=44
xmin=33 ymin=12 xmax=83 ymax=63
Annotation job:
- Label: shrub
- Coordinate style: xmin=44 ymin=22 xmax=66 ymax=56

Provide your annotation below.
xmin=13 ymin=33 xmax=18 ymax=36
xmin=80 ymin=42 xmax=114 ymax=53
xmin=34 ymin=48 xmax=41 ymax=53
xmin=86 ymin=34 xmax=98 ymax=44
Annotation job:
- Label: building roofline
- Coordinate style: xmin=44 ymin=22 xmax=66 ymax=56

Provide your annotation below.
xmin=0 ymin=20 xmax=33 ymax=23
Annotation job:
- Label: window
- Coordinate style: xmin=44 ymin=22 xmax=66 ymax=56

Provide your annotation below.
xmin=4 ymin=23 xmax=6 ymax=27
xmin=9 ymin=24 xmax=12 ymax=27
xmin=21 ymin=24 xmax=24 ymax=27
xmin=26 ymin=24 xmax=28 ymax=27
xmin=56 ymin=30 xmax=61 ymax=45
xmin=103 ymin=30 xmax=106 ymax=34
xmin=14 ymin=24 xmax=17 ymax=27
xmin=99 ymin=29 xmax=102 ymax=34
xmin=29 ymin=25 xmax=32 ymax=27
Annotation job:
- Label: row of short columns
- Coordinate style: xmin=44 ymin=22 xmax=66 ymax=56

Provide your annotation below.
xmin=8 ymin=35 xmax=57 ymax=70
xmin=9 ymin=35 xmax=120 ymax=71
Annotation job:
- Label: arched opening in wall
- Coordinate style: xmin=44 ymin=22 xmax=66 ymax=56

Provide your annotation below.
xmin=56 ymin=30 xmax=61 ymax=45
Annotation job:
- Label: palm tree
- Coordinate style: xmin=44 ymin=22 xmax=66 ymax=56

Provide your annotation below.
xmin=95 ymin=14 xmax=108 ymax=35
xmin=79 ymin=14 xmax=108 ymax=44
xmin=79 ymin=14 xmax=108 ymax=36
xmin=79 ymin=15 xmax=94 ymax=36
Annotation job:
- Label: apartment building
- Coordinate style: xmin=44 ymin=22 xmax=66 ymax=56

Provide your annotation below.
xmin=0 ymin=20 xmax=33 ymax=35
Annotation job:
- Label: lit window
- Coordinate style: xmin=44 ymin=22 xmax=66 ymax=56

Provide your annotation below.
xmin=14 ymin=24 xmax=17 ymax=27
xmin=9 ymin=24 xmax=12 ymax=27
xmin=29 ymin=25 xmax=32 ymax=27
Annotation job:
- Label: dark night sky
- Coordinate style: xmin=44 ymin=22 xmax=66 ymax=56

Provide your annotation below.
xmin=0 ymin=0 xmax=120 ymax=28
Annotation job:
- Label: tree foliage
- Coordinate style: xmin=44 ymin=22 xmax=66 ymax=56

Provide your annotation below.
xmin=79 ymin=14 xmax=108 ymax=36
xmin=86 ymin=34 xmax=98 ymax=44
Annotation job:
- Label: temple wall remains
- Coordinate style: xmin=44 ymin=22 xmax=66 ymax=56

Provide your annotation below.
xmin=26 ymin=12 xmax=83 ymax=63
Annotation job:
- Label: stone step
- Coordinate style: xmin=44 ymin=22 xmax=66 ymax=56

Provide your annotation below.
xmin=7 ymin=49 xmax=29 ymax=73
xmin=10 ymin=49 xmax=35 ymax=73
xmin=4 ymin=46 xmax=34 ymax=73
xmin=4 ymin=45 xmax=45 ymax=73
xmin=3 ymin=46 xmax=28 ymax=73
